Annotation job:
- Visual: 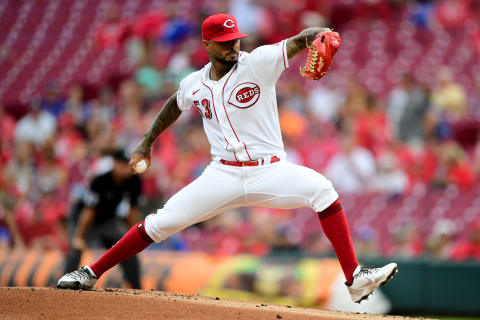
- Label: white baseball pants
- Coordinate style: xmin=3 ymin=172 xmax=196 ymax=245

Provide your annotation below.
xmin=145 ymin=160 xmax=339 ymax=243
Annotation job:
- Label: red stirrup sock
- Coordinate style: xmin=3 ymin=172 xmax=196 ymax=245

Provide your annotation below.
xmin=89 ymin=222 xmax=153 ymax=278
xmin=317 ymin=200 xmax=359 ymax=285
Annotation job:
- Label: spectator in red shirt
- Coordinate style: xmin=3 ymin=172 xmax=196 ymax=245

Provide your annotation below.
xmin=14 ymin=194 xmax=68 ymax=251
xmin=353 ymin=94 xmax=391 ymax=157
xmin=433 ymin=141 xmax=475 ymax=190
xmin=96 ymin=5 xmax=131 ymax=48
xmin=394 ymin=141 xmax=438 ymax=188
xmin=0 ymin=105 xmax=16 ymax=146
xmin=451 ymin=218 xmax=480 ymax=261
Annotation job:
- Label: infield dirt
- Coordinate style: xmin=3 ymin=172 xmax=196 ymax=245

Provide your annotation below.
xmin=0 ymin=287 xmax=419 ymax=320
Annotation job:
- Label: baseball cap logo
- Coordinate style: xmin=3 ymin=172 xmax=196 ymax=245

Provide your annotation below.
xmin=202 ymin=14 xmax=248 ymax=42
xmin=223 ymin=19 xmax=235 ymax=28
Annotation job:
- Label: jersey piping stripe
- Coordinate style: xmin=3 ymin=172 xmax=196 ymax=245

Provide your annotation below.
xmin=201 ymin=72 xmax=238 ymax=161
xmin=242 ymin=141 xmax=252 ymax=160
xmin=281 ymin=40 xmax=287 ymax=69
xmin=222 ymin=64 xmax=253 ymax=161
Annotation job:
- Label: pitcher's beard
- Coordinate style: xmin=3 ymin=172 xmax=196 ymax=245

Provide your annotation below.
xmin=212 ymin=56 xmax=236 ymax=71
xmin=222 ymin=53 xmax=238 ymax=65
xmin=210 ymin=53 xmax=238 ymax=78
xmin=223 ymin=58 xmax=237 ymax=66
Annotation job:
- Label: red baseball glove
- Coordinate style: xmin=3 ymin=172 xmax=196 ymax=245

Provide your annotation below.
xmin=300 ymin=31 xmax=341 ymax=80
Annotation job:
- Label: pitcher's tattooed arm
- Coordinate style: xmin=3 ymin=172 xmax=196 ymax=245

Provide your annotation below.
xmin=286 ymin=27 xmax=332 ymax=59
xmin=134 ymin=92 xmax=181 ymax=156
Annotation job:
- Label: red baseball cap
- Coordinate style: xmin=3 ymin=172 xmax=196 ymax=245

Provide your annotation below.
xmin=202 ymin=13 xmax=249 ymax=42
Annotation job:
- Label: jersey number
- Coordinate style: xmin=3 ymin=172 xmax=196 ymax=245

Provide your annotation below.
xmin=193 ymin=99 xmax=212 ymax=120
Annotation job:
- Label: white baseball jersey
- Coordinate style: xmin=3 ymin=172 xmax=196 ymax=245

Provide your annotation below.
xmin=176 ymin=40 xmax=289 ymax=161
xmin=145 ymin=39 xmax=339 ymax=244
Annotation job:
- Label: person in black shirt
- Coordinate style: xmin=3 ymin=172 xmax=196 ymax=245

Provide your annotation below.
xmin=64 ymin=149 xmax=143 ymax=289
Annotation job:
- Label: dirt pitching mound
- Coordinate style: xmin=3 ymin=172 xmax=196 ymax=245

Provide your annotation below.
xmin=0 ymin=287 xmax=417 ymax=320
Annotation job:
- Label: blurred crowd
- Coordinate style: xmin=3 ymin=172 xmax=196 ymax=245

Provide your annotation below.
xmin=1 ymin=0 xmax=480 ymax=261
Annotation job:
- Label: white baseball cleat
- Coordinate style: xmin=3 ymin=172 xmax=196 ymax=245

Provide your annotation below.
xmin=57 ymin=266 xmax=98 ymax=290
xmin=346 ymin=263 xmax=398 ymax=303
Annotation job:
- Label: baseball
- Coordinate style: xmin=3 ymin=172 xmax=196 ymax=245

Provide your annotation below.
xmin=135 ymin=160 xmax=148 ymax=174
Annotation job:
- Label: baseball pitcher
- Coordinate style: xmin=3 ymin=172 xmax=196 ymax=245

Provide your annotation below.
xmin=58 ymin=13 xmax=397 ymax=303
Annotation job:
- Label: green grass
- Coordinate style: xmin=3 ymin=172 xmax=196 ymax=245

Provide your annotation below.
xmin=424 ymin=316 xmax=480 ymax=320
